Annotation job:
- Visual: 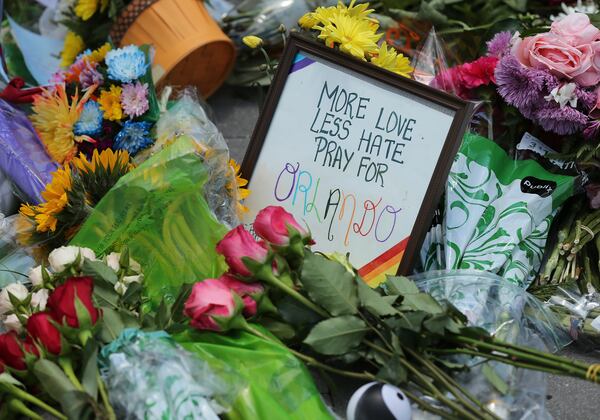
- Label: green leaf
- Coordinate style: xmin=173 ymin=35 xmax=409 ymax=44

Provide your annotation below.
xmin=81 ymin=345 xmax=98 ymax=399
xmin=278 ymin=295 xmax=323 ymax=327
xmin=171 ymin=283 xmax=193 ymax=323
xmin=33 ymin=359 xmax=77 ymax=404
xmin=400 ymin=293 xmax=443 ymax=314
xmin=99 ymin=308 xmax=125 ymax=343
xmin=260 ymin=318 xmax=296 ymax=340
xmin=423 ymin=314 xmax=461 ymax=335
xmin=376 ymin=356 xmax=407 ymax=384
xmin=482 ymin=363 xmax=509 ymax=394
xmin=301 ymin=252 xmax=358 ymax=316
xmin=61 ymin=390 xmax=97 ymax=419
xmin=384 ymin=276 xmax=419 ymax=295
xmin=357 ymin=279 xmax=397 ymax=316
xmin=155 ymin=299 xmax=170 ymax=329
xmin=82 ymin=259 xmax=118 ymax=286
xmin=303 ymin=316 xmax=367 ymax=355
xmin=93 ymin=285 xmax=119 ymax=308
xmin=122 ymin=282 xmax=142 ymax=306
xmin=0 ymin=373 xmax=24 ymax=388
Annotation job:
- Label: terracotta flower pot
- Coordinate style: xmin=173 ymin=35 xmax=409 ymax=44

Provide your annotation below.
xmin=111 ymin=0 xmax=236 ymax=97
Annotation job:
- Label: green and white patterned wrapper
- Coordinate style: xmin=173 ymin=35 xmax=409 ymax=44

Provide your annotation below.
xmin=422 ymin=134 xmax=575 ymax=288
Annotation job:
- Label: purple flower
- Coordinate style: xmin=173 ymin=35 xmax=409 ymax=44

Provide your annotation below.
xmin=120 ymin=82 xmax=149 ymax=117
xmin=487 ymin=31 xmax=513 ymax=57
xmin=79 ymin=61 xmax=103 ymax=89
xmin=534 ymin=102 xmax=589 ymax=135
xmin=576 ymin=86 xmax=597 ymax=111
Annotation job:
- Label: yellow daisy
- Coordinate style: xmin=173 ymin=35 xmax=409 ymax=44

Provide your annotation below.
xmin=60 ymin=32 xmax=85 ymax=67
xmin=99 ymin=86 xmax=124 ymax=121
xmin=370 ymin=42 xmax=413 ymax=77
xmin=31 ymin=85 xmax=94 ymax=164
xmin=316 ymin=11 xmax=381 ymax=59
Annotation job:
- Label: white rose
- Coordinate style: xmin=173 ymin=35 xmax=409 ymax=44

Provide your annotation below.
xmin=28 ymin=265 xmax=48 ymax=287
xmin=31 ymin=289 xmax=50 ymax=311
xmin=105 ymin=252 xmax=121 ymax=272
xmin=2 ymin=314 xmax=24 ymax=333
xmin=48 ymin=246 xmax=96 ymax=272
xmin=114 ymin=281 xmax=127 ymax=296
xmin=0 ymin=283 xmax=29 ymax=315
xmin=122 ymin=275 xmax=142 ymax=285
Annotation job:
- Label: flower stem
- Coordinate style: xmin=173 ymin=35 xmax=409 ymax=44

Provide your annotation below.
xmin=402 ymin=388 xmax=461 ymax=420
xmin=244 ymin=324 xmax=374 ymax=380
xmin=59 ymin=357 xmax=84 ymax=391
xmin=4 ymin=385 xmax=67 ymax=420
xmin=97 ymin=375 xmax=116 ymax=420
xmin=8 ymin=398 xmax=43 ymax=420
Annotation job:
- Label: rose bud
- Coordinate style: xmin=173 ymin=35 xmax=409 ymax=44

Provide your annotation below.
xmin=254 ymin=206 xmax=312 ymax=246
xmin=27 ymin=312 xmax=62 ymax=355
xmin=220 ymin=274 xmax=264 ymax=317
xmin=47 ymin=277 xmax=99 ymax=328
xmin=0 ymin=283 xmax=29 ymax=315
xmin=3 ymin=314 xmax=25 ymax=334
xmin=48 ymin=246 xmax=96 ymax=272
xmin=216 ymin=226 xmax=268 ymax=277
xmin=184 ymin=279 xmax=242 ymax=331
xmin=0 ymin=331 xmax=38 ymax=370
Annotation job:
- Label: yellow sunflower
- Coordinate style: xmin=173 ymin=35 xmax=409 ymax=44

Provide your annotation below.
xmin=228 ymin=159 xmax=250 ymax=215
xmin=31 ymin=85 xmax=95 ymax=164
xmin=316 ymin=11 xmax=381 ymax=59
xmin=19 ymin=164 xmax=73 ymax=233
xmin=370 ymin=42 xmax=413 ymax=77
xmin=60 ymin=32 xmax=85 ymax=67
xmin=98 ymin=85 xmax=124 ymax=121
xmin=88 ymin=43 xmax=112 ymax=63
xmin=73 ymin=148 xmax=134 ymax=174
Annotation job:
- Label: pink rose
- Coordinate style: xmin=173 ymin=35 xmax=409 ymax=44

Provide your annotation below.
xmin=513 ymin=33 xmax=593 ymax=80
xmin=576 ymin=42 xmax=600 ymax=87
xmin=184 ymin=279 xmax=239 ymax=331
xmin=550 ymin=13 xmax=600 ymax=46
xmin=216 ymin=226 xmax=268 ymax=277
xmin=254 ymin=206 xmax=311 ymax=246
xmin=220 ymin=274 xmax=264 ymax=316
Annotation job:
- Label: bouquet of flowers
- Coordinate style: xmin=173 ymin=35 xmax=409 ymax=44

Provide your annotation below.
xmin=0 ymin=245 xmax=143 ymax=418
xmin=31 ymin=43 xmax=159 ymax=165
xmin=179 ymin=205 xmax=600 ymax=419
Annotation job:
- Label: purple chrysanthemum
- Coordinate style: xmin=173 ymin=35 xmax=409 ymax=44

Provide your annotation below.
xmin=120 ymin=81 xmax=149 ymax=117
xmin=534 ymin=103 xmax=589 ymax=135
xmin=487 ymin=31 xmax=513 ymax=57
xmin=495 ymin=55 xmax=558 ymax=112
xmin=576 ymin=86 xmax=597 ymax=111
xmin=79 ymin=61 xmax=104 ymax=89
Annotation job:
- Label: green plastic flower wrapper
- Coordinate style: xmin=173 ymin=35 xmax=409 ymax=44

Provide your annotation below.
xmin=173 ymin=327 xmax=333 ymax=420
xmin=71 ymin=135 xmax=228 ymax=306
xmin=421 ymin=133 xmax=576 ymax=288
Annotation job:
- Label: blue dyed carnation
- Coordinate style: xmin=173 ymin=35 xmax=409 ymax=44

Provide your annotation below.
xmin=74 ymin=101 xmax=103 ymax=136
xmin=114 ymin=121 xmax=153 ymax=155
xmin=105 ymin=45 xmax=148 ymax=84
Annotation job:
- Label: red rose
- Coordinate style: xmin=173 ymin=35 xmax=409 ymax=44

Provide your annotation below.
xmin=184 ymin=279 xmax=241 ymax=331
xmin=0 ymin=331 xmax=38 ymax=370
xmin=47 ymin=277 xmax=99 ymax=328
xmin=27 ymin=312 xmax=62 ymax=355
xmin=220 ymin=274 xmax=264 ymax=316
xmin=254 ymin=206 xmax=311 ymax=246
xmin=216 ymin=226 xmax=268 ymax=277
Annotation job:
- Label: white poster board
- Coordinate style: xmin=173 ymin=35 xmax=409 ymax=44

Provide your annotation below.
xmin=243 ymin=36 xmax=471 ymax=285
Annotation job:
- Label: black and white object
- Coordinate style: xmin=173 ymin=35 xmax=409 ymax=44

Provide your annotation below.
xmin=346 ymin=382 xmax=412 ymax=420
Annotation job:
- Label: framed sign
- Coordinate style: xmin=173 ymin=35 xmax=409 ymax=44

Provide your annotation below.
xmin=241 ymin=33 xmax=473 ymax=286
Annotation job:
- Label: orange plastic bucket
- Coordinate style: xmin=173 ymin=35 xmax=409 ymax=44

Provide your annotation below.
xmin=116 ymin=0 xmax=236 ymax=97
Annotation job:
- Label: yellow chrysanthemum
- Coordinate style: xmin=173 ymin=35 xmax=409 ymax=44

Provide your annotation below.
xmin=316 ymin=11 xmax=381 ymax=59
xmin=228 ymin=159 xmax=250 ymax=215
xmin=370 ymin=42 xmax=413 ymax=77
xmin=99 ymin=85 xmax=124 ymax=121
xmin=88 ymin=42 xmax=112 ymax=63
xmin=60 ymin=31 xmax=85 ymax=67
xmin=31 ymin=85 xmax=94 ymax=164
xmin=300 ymin=1 xmax=375 ymax=30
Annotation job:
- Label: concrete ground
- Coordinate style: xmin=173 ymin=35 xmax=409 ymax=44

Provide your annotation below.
xmin=207 ymin=85 xmax=600 ymax=419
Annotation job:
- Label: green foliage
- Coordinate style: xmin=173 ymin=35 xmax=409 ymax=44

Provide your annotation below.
xmin=303 ymin=316 xmax=368 ymax=355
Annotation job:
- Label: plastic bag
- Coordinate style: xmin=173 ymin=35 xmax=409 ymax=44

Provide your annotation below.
xmin=174 ymin=326 xmax=334 ymax=420
xmin=99 ymin=329 xmax=243 ymax=419
xmin=421 ymin=133 xmax=576 ymax=288
xmin=0 ymin=99 xmax=57 ymax=204
xmin=71 ymin=135 xmax=229 ymax=307
xmin=0 ymin=214 xmax=35 ymax=288
xmin=411 ymin=270 xmax=571 ymax=420
xmin=137 ymin=87 xmax=242 ymax=228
